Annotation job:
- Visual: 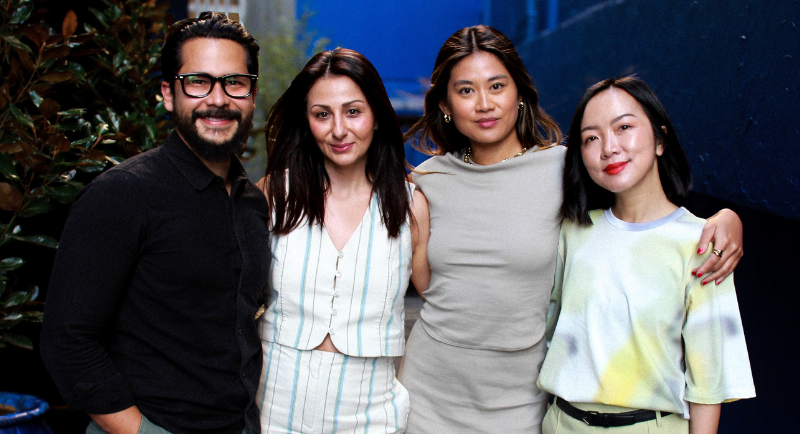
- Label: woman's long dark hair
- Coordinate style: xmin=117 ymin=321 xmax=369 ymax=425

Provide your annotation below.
xmin=561 ymin=76 xmax=691 ymax=225
xmin=265 ymin=48 xmax=410 ymax=237
xmin=404 ymin=25 xmax=562 ymax=155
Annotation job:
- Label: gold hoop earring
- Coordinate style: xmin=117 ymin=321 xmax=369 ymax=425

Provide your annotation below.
xmin=443 ymin=113 xmax=452 ymax=123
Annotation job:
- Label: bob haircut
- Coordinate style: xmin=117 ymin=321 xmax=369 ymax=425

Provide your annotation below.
xmin=265 ymin=48 xmax=410 ymax=238
xmin=405 ymin=25 xmax=561 ymax=155
xmin=561 ymin=75 xmax=691 ymax=225
xmin=161 ymin=12 xmax=259 ymax=83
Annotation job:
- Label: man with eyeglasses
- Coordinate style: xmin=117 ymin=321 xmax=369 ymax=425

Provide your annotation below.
xmin=41 ymin=12 xmax=269 ymax=434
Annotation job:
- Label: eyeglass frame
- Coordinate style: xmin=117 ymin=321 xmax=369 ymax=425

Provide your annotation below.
xmin=172 ymin=73 xmax=259 ymax=99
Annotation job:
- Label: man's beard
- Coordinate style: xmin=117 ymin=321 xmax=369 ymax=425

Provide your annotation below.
xmin=174 ymin=107 xmax=253 ymax=162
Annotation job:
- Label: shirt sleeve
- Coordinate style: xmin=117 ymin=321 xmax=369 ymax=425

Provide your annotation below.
xmin=40 ymin=169 xmax=146 ymax=414
xmin=545 ymin=225 xmax=566 ymax=345
xmin=683 ymin=252 xmax=756 ymax=404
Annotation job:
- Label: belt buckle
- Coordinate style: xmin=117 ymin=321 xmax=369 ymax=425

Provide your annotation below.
xmin=581 ymin=410 xmax=598 ymax=426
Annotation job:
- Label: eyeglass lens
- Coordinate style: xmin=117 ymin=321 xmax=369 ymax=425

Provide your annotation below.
xmin=180 ymin=74 xmax=254 ymax=98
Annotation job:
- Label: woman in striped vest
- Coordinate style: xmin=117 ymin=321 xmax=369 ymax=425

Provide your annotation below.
xmin=256 ymin=48 xmax=430 ymax=434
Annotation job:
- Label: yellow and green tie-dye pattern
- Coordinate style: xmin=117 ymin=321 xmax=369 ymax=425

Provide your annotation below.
xmin=538 ymin=208 xmax=755 ymax=419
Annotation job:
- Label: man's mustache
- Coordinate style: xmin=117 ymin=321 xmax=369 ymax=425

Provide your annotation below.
xmin=192 ymin=108 xmax=242 ymax=122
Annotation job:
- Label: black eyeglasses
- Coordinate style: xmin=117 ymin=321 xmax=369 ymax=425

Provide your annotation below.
xmin=173 ymin=73 xmax=258 ymax=98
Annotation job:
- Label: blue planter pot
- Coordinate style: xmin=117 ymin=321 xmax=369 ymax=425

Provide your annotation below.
xmin=0 ymin=393 xmax=53 ymax=434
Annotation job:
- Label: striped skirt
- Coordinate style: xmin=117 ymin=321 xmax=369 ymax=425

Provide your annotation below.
xmin=257 ymin=341 xmax=410 ymax=434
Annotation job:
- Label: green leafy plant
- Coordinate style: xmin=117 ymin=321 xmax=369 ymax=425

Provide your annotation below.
xmin=0 ymin=0 xmax=169 ymax=349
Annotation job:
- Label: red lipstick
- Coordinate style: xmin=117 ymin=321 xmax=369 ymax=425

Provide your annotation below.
xmin=604 ymin=162 xmax=627 ymax=175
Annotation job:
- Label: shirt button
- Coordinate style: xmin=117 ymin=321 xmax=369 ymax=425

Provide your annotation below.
xmin=238 ymin=329 xmax=243 ymax=335
xmin=335 ymin=271 xmax=342 ymax=278
xmin=337 ymin=251 xmax=344 ymax=258
xmin=332 ymin=309 xmax=337 ymax=316
xmin=329 ymin=329 xmax=336 ymax=335
xmin=333 ymin=291 xmax=340 ymax=298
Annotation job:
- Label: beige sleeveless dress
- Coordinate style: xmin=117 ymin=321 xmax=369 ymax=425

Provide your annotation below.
xmin=399 ymin=145 xmax=565 ymax=434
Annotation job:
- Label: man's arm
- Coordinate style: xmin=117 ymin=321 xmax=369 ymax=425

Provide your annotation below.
xmin=90 ymin=407 xmax=143 ymax=434
xmin=40 ymin=170 xmax=144 ymax=416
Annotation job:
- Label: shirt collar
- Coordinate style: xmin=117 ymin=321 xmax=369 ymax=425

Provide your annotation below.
xmin=161 ymin=131 xmax=250 ymax=193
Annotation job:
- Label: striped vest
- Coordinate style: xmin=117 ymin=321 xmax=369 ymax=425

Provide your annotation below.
xmin=260 ymin=190 xmax=412 ymax=357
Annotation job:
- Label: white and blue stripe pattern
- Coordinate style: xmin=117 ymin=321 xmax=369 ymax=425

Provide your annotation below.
xmin=260 ymin=190 xmax=412 ymax=357
xmin=257 ymin=341 xmax=410 ymax=434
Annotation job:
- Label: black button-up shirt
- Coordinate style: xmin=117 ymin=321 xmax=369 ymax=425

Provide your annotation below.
xmin=41 ymin=132 xmax=270 ymax=434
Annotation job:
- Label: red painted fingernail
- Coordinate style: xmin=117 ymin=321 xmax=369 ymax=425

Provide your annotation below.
xmin=716 ymin=279 xmax=722 ymax=285
xmin=696 ymin=272 xmax=703 ymax=278
xmin=691 ymin=270 xmax=697 ymax=276
xmin=702 ymin=280 xmax=709 ymax=285
xmin=697 ymin=248 xmax=705 ymax=254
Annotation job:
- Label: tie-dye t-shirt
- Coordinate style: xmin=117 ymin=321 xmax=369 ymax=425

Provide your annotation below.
xmin=537 ymin=207 xmax=755 ymax=418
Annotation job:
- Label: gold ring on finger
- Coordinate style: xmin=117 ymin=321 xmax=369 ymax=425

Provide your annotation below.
xmin=712 ymin=248 xmax=723 ymax=258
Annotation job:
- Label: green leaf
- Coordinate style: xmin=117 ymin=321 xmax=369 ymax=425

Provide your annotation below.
xmin=47 ymin=184 xmax=81 ymax=204
xmin=69 ymin=62 xmax=87 ymax=81
xmin=0 ymin=152 xmax=19 ymax=181
xmin=113 ymin=51 xmax=125 ymax=70
xmin=8 ymin=104 xmax=34 ymax=129
xmin=9 ymin=234 xmax=58 ymax=249
xmin=106 ymin=2 xmax=123 ymax=21
xmin=0 ymin=333 xmax=33 ymax=350
xmin=18 ymin=198 xmax=57 ymax=218
xmin=2 ymin=291 xmax=30 ymax=307
xmin=3 ymin=35 xmax=32 ymax=54
xmin=144 ymin=116 xmax=157 ymax=140
xmin=54 ymin=116 xmax=87 ymax=131
xmin=22 ymin=311 xmax=44 ymax=322
xmin=88 ymin=8 xmax=110 ymax=29
xmin=28 ymin=90 xmax=43 ymax=108
xmin=0 ymin=257 xmax=25 ymax=271
xmin=58 ymin=108 xmax=86 ymax=117
xmin=4 ymin=313 xmax=23 ymax=321
xmin=9 ymin=1 xmax=34 ymax=24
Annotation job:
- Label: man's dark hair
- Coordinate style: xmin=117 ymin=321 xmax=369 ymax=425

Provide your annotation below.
xmin=561 ymin=75 xmax=692 ymax=225
xmin=161 ymin=11 xmax=259 ymax=83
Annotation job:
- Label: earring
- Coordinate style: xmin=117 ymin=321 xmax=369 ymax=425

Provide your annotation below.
xmin=518 ymin=101 xmax=524 ymax=111
xmin=443 ymin=113 xmax=452 ymax=123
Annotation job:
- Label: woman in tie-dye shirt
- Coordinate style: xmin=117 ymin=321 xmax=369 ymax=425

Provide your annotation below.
xmin=537 ymin=76 xmax=755 ymax=434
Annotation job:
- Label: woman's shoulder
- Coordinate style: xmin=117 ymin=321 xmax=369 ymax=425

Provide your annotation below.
xmin=531 ymin=143 xmax=566 ymax=161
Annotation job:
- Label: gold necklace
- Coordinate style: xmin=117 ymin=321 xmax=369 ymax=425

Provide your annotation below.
xmin=463 ymin=146 xmax=529 ymax=165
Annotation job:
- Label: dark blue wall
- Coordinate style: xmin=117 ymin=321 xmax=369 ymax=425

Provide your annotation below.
xmin=300 ymin=0 xmax=482 ymax=117
xmin=495 ymin=0 xmax=800 ymax=221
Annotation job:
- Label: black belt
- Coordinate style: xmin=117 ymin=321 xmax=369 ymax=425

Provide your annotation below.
xmin=555 ymin=397 xmax=672 ymax=428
